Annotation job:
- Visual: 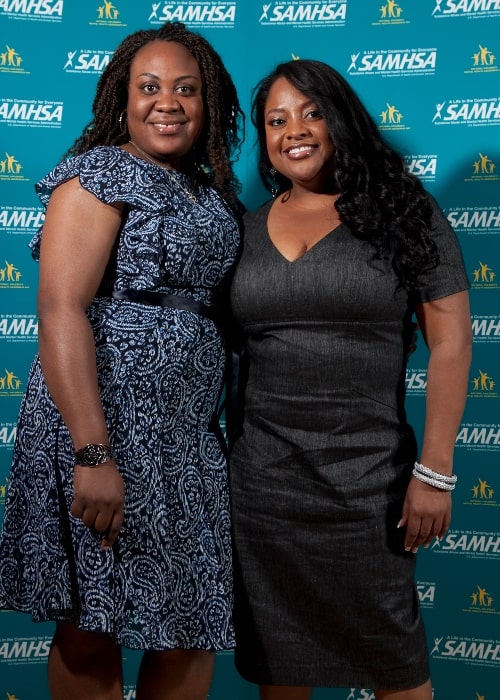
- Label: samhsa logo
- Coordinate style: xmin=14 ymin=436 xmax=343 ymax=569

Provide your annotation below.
xmin=456 ymin=423 xmax=500 ymax=451
xmin=123 ymin=687 xmax=136 ymax=700
xmin=150 ymin=2 xmax=237 ymax=27
xmin=432 ymin=98 xmax=500 ymax=127
xmin=430 ymin=529 xmax=500 ymax=560
xmin=345 ymin=691 xmax=375 ymax=700
xmin=447 ymin=207 xmax=500 ymax=234
xmin=432 ymin=0 xmax=500 ymax=19
xmin=0 ymin=315 xmax=38 ymax=343
xmin=471 ymin=316 xmax=500 ymax=341
xmin=0 ymin=0 xmax=63 ymax=23
xmin=405 ymin=368 xmax=427 ymax=394
xmin=348 ymin=49 xmax=436 ymax=76
xmin=0 ymin=637 xmax=52 ymax=664
xmin=63 ymin=49 xmax=113 ymax=74
xmin=258 ymin=1 xmax=347 ymax=27
xmin=430 ymin=634 xmax=500 ymax=668
xmin=0 ymin=206 xmax=44 ymax=234
xmin=417 ymin=581 xmax=436 ymax=608
xmin=0 ymin=422 xmax=16 ymax=449
xmin=0 ymin=98 xmax=63 ymax=128
xmin=404 ymin=155 xmax=437 ymax=182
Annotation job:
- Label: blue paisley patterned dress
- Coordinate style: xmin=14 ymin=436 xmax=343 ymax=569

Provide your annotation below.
xmin=0 ymin=146 xmax=239 ymax=651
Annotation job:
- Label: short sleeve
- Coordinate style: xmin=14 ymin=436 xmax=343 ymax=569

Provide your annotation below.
xmin=31 ymin=146 xmax=161 ymax=260
xmin=410 ymin=194 xmax=470 ymax=304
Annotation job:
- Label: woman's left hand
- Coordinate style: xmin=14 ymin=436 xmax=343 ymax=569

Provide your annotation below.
xmin=398 ymin=477 xmax=451 ymax=553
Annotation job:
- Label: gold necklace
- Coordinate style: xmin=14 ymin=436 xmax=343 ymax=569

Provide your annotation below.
xmin=128 ymin=140 xmax=197 ymax=203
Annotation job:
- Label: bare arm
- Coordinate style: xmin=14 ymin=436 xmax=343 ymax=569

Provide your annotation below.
xmin=399 ymin=290 xmax=472 ymax=552
xmin=38 ymin=177 xmax=125 ymax=548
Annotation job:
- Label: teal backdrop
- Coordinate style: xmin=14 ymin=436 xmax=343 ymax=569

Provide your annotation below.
xmin=1 ymin=1 xmax=499 ymax=699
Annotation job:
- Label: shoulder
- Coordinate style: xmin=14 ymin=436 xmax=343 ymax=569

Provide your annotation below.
xmin=35 ymin=147 xmax=153 ymax=208
xmin=243 ymin=199 xmax=273 ymax=229
xmin=412 ymin=191 xmax=470 ymax=302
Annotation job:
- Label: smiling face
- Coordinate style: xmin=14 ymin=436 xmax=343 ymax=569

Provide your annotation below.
xmin=126 ymin=40 xmax=205 ymax=167
xmin=263 ymin=76 xmax=335 ymax=192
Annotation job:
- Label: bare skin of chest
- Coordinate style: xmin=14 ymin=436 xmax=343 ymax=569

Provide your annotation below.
xmin=267 ymin=193 xmax=341 ymax=262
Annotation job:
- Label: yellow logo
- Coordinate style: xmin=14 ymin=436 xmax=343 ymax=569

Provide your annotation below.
xmin=0 ymin=152 xmax=30 ymax=182
xmin=373 ymin=0 xmax=409 ymax=24
xmin=471 ymin=262 xmax=498 ymax=289
xmin=91 ymin=1 xmax=126 ymax=27
xmin=468 ymin=477 xmax=497 ymax=505
xmin=464 ymin=584 xmax=498 ymax=615
xmin=379 ymin=103 xmax=409 ymax=131
xmin=467 ymin=44 xmax=498 ymax=73
xmin=0 ymin=260 xmax=28 ymax=288
xmin=0 ymin=44 xmax=29 ymax=74
xmin=0 ymin=368 xmax=23 ymax=395
xmin=472 ymin=370 xmax=495 ymax=391
xmin=469 ymin=369 xmax=498 ymax=398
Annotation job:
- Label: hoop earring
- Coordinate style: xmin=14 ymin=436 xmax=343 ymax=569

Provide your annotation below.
xmin=269 ymin=166 xmax=279 ymax=198
xmin=118 ymin=109 xmax=127 ymax=133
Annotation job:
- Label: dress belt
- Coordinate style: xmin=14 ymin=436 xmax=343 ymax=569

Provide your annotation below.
xmin=109 ymin=288 xmax=223 ymax=326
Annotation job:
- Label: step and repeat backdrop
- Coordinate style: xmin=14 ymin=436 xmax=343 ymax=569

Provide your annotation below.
xmin=1 ymin=1 xmax=499 ymax=699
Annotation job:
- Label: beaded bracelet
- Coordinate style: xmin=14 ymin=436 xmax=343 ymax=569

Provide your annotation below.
xmin=412 ymin=461 xmax=457 ymax=491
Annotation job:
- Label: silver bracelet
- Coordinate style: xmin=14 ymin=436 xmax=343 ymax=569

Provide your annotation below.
xmin=413 ymin=461 xmax=457 ymax=491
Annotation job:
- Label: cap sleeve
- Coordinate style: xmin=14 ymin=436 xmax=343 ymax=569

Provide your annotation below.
xmin=31 ymin=146 xmax=150 ymax=260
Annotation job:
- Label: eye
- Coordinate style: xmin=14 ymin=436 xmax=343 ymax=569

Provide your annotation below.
xmin=267 ymin=117 xmax=285 ymax=127
xmin=305 ymin=109 xmax=322 ymax=119
xmin=175 ymin=84 xmax=197 ymax=95
xmin=141 ymin=82 xmax=158 ymax=94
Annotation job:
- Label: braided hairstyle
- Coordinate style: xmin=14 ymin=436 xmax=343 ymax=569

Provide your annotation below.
xmin=252 ymin=59 xmax=438 ymax=288
xmin=66 ymin=22 xmax=243 ymax=212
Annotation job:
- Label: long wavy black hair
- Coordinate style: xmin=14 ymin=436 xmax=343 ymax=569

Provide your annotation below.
xmin=252 ymin=59 xmax=438 ymax=288
xmin=66 ymin=22 xmax=243 ymax=213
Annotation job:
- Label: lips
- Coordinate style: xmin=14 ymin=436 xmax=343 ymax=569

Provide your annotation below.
xmin=152 ymin=121 xmax=186 ymax=134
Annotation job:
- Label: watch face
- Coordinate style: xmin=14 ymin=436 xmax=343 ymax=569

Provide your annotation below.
xmin=83 ymin=444 xmax=106 ymax=465
xmin=74 ymin=444 xmax=113 ymax=466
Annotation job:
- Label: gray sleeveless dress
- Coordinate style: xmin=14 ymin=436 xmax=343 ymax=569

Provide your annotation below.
xmin=229 ymin=196 xmax=469 ymax=687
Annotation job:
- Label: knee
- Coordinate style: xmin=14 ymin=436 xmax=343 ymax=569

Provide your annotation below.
xmin=51 ymin=622 xmax=121 ymax=671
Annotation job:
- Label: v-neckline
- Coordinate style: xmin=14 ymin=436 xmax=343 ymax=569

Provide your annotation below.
xmin=265 ymin=221 xmax=345 ymax=264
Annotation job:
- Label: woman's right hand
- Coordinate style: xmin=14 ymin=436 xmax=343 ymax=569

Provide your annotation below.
xmin=71 ymin=463 xmax=125 ymax=550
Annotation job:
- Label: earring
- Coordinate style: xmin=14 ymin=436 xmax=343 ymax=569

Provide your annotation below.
xmin=118 ymin=109 xmax=127 ymax=133
xmin=269 ymin=166 xmax=279 ymax=198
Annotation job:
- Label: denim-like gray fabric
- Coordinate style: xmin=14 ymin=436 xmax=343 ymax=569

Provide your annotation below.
xmin=229 ymin=196 xmax=468 ymax=687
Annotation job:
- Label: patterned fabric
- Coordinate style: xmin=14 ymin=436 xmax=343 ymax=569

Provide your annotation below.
xmin=0 ymin=146 xmax=239 ymax=651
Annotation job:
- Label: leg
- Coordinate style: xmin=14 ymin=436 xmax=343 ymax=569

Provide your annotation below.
xmin=375 ymin=679 xmax=433 ymax=700
xmin=136 ymin=648 xmax=215 ymax=700
xmin=48 ymin=622 xmax=123 ymax=700
xmin=260 ymin=687 xmax=312 ymax=700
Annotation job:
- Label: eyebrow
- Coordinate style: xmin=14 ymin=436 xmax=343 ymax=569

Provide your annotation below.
xmin=135 ymin=72 xmax=201 ymax=81
xmin=266 ymin=100 xmax=316 ymax=116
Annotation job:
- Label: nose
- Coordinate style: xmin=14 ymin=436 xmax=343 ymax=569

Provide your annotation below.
xmin=285 ymin=116 xmax=310 ymax=139
xmin=155 ymin=90 xmax=182 ymax=112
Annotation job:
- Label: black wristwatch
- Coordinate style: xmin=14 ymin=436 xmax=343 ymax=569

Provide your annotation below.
xmin=74 ymin=443 xmax=114 ymax=467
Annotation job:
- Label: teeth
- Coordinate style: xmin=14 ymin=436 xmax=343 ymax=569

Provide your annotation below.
xmin=287 ymin=145 xmax=313 ymax=154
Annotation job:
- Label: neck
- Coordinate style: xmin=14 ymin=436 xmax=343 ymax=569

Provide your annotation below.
xmin=129 ymin=140 xmax=173 ymax=170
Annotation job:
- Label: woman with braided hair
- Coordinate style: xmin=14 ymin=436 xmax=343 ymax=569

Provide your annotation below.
xmin=0 ymin=22 xmax=243 ymax=700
